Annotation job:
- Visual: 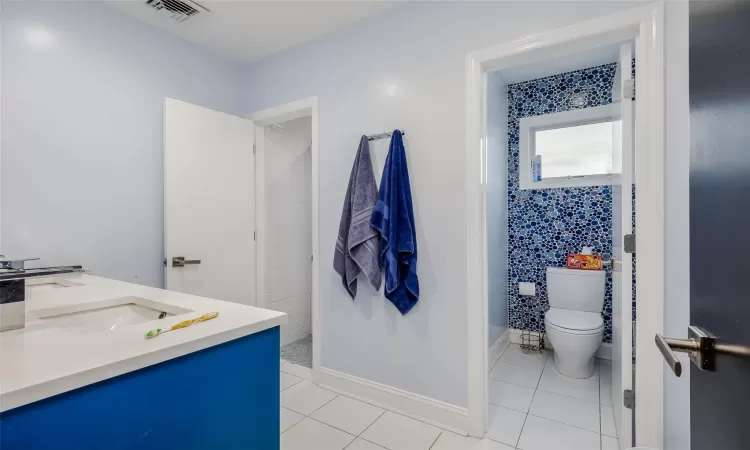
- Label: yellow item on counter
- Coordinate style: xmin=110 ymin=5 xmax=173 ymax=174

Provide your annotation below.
xmin=144 ymin=312 xmax=219 ymax=339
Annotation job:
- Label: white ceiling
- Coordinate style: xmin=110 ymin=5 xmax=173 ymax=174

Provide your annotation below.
xmin=110 ymin=1 xmax=399 ymax=64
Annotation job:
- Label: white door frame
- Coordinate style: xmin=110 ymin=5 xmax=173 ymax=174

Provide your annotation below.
xmin=464 ymin=3 xmax=665 ymax=447
xmin=248 ymin=97 xmax=320 ymax=376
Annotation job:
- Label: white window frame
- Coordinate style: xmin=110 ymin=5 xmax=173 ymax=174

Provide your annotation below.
xmin=519 ymin=103 xmax=621 ymax=189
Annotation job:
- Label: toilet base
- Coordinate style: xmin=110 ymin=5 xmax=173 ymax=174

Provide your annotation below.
xmin=545 ymin=320 xmax=603 ymax=380
xmin=553 ymin=352 xmax=596 ymax=379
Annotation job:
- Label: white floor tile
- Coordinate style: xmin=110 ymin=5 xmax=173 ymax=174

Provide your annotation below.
xmin=345 ymin=438 xmax=387 ymax=450
xmin=499 ymin=344 xmax=548 ymax=370
xmin=281 ymin=407 xmax=305 ymax=433
xmin=489 ymin=362 xmax=543 ymax=389
xmin=488 ymin=379 xmax=535 ymax=413
xmin=599 ymin=359 xmax=613 ymax=385
xmin=281 ymin=418 xmax=355 ymax=450
xmin=588 ymin=358 xmax=600 ymax=382
xmin=431 ymin=431 xmax=514 ymax=450
xmin=601 ymin=405 xmax=617 ymax=437
xmin=485 ymin=404 xmax=527 ymax=447
xmin=602 ymin=435 xmax=620 ymax=450
xmin=311 ymin=395 xmax=385 ymax=435
xmin=528 ymin=390 xmax=600 ymax=433
xmin=281 ymin=372 xmax=303 ymax=391
xmin=600 ymin=382 xmax=613 ymax=406
xmin=281 ymin=380 xmax=338 ymax=415
xmin=516 ymin=415 xmax=600 ymax=450
xmin=537 ymin=365 xmax=600 ymax=403
xmin=360 ymin=411 xmax=442 ymax=450
xmin=589 ymin=364 xmax=600 ymax=382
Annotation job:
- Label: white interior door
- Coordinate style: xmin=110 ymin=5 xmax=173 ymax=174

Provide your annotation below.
xmin=611 ymin=43 xmax=635 ymax=448
xmin=164 ymin=98 xmax=256 ymax=306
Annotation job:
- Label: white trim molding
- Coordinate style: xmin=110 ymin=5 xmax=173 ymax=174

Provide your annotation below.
xmin=465 ymin=3 xmax=665 ymax=445
xmin=488 ymin=329 xmax=511 ymax=371
xmin=316 ymin=367 xmax=469 ymax=435
xmin=519 ymin=104 xmax=621 ymax=190
xmin=247 ymin=97 xmax=321 ymax=380
xmin=596 ymin=342 xmax=613 ymax=361
xmin=487 ymin=328 xmax=511 ymax=373
xmin=281 ymin=361 xmax=313 ymax=380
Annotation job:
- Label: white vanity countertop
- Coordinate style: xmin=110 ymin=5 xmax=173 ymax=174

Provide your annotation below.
xmin=0 ymin=274 xmax=286 ymax=413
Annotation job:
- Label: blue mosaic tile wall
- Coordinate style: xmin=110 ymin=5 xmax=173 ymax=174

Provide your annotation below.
xmin=506 ymin=63 xmax=618 ymax=342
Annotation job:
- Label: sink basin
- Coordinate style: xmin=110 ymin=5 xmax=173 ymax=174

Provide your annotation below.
xmin=25 ymin=277 xmax=84 ymax=299
xmin=27 ymin=296 xmax=193 ymax=333
xmin=38 ymin=304 xmax=170 ymax=332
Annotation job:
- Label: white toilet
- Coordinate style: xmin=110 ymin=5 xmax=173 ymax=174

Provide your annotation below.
xmin=544 ymin=267 xmax=605 ymax=379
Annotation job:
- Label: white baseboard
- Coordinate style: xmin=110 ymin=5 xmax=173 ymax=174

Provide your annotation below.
xmin=281 ymin=360 xmax=313 ymax=379
xmin=595 ymin=342 xmax=613 ymax=360
xmin=315 ymin=367 xmax=468 ymax=435
xmin=488 ymin=329 xmax=510 ymax=372
xmin=509 ymin=328 xmax=524 ymax=344
xmin=508 ymin=328 xmax=613 ymax=360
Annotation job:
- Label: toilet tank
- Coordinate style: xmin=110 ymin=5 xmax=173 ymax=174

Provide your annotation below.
xmin=546 ymin=267 xmax=605 ymax=313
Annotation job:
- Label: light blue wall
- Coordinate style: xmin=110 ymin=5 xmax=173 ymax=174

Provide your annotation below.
xmin=1 ymin=2 xmax=245 ymax=287
xmin=243 ymin=1 xmax=640 ymax=406
xmin=487 ymin=72 xmax=509 ymax=347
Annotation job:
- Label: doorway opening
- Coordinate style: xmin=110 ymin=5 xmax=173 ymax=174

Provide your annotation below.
xmin=250 ymin=98 xmax=320 ymax=376
xmin=263 ymin=116 xmax=313 ymax=367
xmin=483 ymin=46 xmax=636 ymax=449
xmin=464 ymin=4 xmax=665 ymax=448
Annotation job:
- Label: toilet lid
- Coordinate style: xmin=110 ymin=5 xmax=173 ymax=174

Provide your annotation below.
xmin=545 ymin=308 xmax=603 ymax=332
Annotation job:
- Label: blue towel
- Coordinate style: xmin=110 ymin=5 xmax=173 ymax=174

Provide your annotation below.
xmin=370 ymin=130 xmax=419 ymax=315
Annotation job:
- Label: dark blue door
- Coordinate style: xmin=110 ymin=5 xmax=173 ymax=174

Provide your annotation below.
xmin=689 ymin=1 xmax=750 ymax=448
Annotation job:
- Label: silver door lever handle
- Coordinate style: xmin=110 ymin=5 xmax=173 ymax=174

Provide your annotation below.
xmin=656 ymin=326 xmax=750 ymax=377
xmin=655 ymin=333 xmax=684 ymax=376
xmin=172 ymin=256 xmax=201 ymax=268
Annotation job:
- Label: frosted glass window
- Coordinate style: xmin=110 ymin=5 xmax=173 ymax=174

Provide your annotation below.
xmin=534 ymin=121 xmax=619 ymax=179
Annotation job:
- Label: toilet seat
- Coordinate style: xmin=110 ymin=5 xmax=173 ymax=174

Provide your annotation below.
xmin=545 ymin=308 xmax=603 ymax=335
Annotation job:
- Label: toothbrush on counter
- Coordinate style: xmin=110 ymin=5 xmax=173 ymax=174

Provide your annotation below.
xmin=144 ymin=312 xmax=219 ymax=339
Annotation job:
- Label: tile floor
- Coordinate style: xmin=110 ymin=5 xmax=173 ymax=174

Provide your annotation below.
xmin=488 ymin=344 xmax=618 ymax=450
xmin=278 ymin=344 xmax=617 ymax=450
xmin=281 ymin=334 xmax=313 ymax=368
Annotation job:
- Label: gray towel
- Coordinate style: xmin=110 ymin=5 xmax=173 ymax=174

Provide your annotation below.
xmin=334 ymin=136 xmax=382 ymax=298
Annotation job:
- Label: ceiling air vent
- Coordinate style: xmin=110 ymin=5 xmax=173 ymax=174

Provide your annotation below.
xmin=145 ymin=0 xmax=209 ymax=23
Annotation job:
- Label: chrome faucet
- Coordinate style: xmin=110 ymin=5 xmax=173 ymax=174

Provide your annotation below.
xmin=0 ymin=257 xmax=85 ymax=332
xmin=0 ymin=257 xmax=40 ymax=271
